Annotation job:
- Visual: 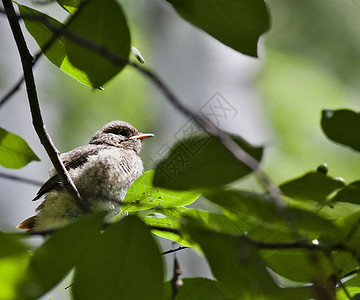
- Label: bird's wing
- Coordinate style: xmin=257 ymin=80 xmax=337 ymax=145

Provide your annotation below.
xmin=32 ymin=145 xmax=107 ymax=201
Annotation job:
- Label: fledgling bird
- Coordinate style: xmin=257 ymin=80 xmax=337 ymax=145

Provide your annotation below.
xmin=17 ymin=121 xmax=154 ymax=231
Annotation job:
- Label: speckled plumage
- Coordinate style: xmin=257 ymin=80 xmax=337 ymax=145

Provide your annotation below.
xmin=17 ymin=121 xmax=153 ymax=231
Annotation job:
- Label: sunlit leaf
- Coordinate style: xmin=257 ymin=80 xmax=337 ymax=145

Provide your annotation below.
xmin=0 ymin=127 xmax=39 ymax=169
xmin=280 ymin=171 xmax=345 ymax=203
xmin=0 ymin=232 xmax=29 ymax=300
xmin=154 ymin=134 xmax=263 ymax=190
xmin=17 ymin=4 xmax=93 ymax=87
xmin=145 ymin=207 xmax=249 ymax=246
xmin=66 ymin=0 xmax=131 ymax=88
xmin=144 ymin=215 xmax=192 ymax=247
xmin=337 ymin=273 xmax=360 ymax=300
xmin=56 ymin=0 xmax=80 ymax=14
xmin=121 ymin=171 xmax=200 ymax=214
xmin=184 ymin=209 xmax=250 ymax=235
xmin=321 ymin=109 xmax=360 ymax=152
xmin=18 ymin=212 xmax=106 ymax=300
xmin=73 ymin=216 xmax=164 ymax=299
xmin=165 ymin=0 xmax=269 ymax=57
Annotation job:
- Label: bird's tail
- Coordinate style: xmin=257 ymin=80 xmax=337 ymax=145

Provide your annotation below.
xmin=16 ymin=216 xmax=37 ymax=231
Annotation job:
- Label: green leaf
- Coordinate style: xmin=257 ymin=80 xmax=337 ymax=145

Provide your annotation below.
xmin=331 ymin=181 xmax=360 ymax=205
xmin=144 ymin=215 xmax=192 ymax=247
xmin=321 ymin=109 xmax=360 ymax=152
xmin=204 ymin=189 xmax=341 ymax=238
xmin=183 ymin=220 xmax=279 ymax=297
xmin=56 ymin=0 xmax=80 ymax=14
xmin=280 ymin=171 xmax=345 ymax=203
xmin=243 ymin=225 xmax=356 ymax=286
xmin=337 ymin=273 xmax=360 ymax=300
xmin=184 ymin=208 xmax=250 ymax=235
xmin=72 ymin=216 xmax=164 ymax=300
xmin=0 ymin=127 xmax=39 ymax=169
xmin=164 ymin=278 xmax=232 ymax=300
xmin=166 ymin=0 xmax=269 ymax=57
xmin=154 ymin=134 xmax=263 ymax=190
xmin=337 ymin=211 xmax=360 ymax=248
xmin=17 ymin=4 xmax=93 ymax=87
xmin=0 ymin=231 xmax=27 ymax=257
xmin=144 ymin=207 xmax=192 ymax=247
xmin=121 ymin=170 xmax=200 ymax=214
xmin=66 ymin=0 xmax=131 ymax=88
xmin=250 ymin=227 xmax=356 ymax=283
xmin=145 ymin=208 xmax=249 ymax=246
xmin=0 ymin=232 xmax=29 ymax=300
xmin=19 ymin=212 xmax=106 ymax=300
xmin=262 ymin=248 xmax=355 ymax=284
xmin=182 ymin=221 xmax=315 ymax=299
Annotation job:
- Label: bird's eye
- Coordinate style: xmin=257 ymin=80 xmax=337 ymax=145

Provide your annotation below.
xmin=104 ymin=128 xmax=129 ymax=136
xmin=119 ymin=130 xmax=129 ymax=137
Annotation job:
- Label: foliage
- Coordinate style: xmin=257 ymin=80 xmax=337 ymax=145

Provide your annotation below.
xmin=0 ymin=127 xmax=39 ymax=169
xmin=2 ymin=0 xmax=360 ymax=299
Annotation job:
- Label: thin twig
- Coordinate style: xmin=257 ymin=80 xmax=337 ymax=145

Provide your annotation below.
xmin=0 ymin=172 xmax=42 ymax=186
xmin=240 ymin=237 xmax=348 ymax=252
xmin=0 ymin=75 xmax=24 ymax=107
xmin=2 ymin=0 xmax=90 ymax=213
xmin=171 ymin=257 xmax=183 ymax=300
xmin=162 ymin=246 xmax=188 ymax=256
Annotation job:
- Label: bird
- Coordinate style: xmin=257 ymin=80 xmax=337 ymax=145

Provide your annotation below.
xmin=17 ymin=120 xmax=154 ymax=231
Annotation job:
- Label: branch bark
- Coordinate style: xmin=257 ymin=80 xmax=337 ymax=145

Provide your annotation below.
xmin=2 ymin=0 xmax=90 ymax=213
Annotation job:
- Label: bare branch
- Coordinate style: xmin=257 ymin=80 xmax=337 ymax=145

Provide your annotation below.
xmin=0 ymin=172 xmax=42 ymax=186
xmin=2 ymin=0 xmax=90 ymax=213
xmin=162 ymin=246 xmax=188 ymax=256
xmin=171 ymin=257 xmax=183 ymax=300
xmin=0 ymin=75 xmax=24 ymax=107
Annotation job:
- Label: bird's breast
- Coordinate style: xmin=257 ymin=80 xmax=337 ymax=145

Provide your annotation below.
xmin=70 ymin=148 xmax=143 ymax=203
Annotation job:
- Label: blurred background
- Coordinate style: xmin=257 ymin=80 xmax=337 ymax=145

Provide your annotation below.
xmin=2 ymin=0 xmax=360 ymax=298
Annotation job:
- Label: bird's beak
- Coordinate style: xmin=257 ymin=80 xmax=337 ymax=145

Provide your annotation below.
xmin=129 ymin=133 xmax=154 ymax=141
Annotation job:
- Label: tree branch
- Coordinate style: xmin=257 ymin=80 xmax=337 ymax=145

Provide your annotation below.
xmin=171 ymin=257 xmax=183 ymax=300
xmin=2 ymin=0 xmax=90 ymax=213
xmin=0 ymin=172 xmax=42 ymax=186
xmin=162 ymin=246 xmax=188 ymax=256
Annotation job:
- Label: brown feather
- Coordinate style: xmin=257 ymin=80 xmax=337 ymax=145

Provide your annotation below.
xmin=32 ymin=145 xmax=104 ymax=201
xmin=16 ymin=216 xmax=37 ymax=231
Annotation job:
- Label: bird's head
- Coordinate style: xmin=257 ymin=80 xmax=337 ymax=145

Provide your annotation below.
xmin=89 ymin=121 xmax=154 ymax=153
